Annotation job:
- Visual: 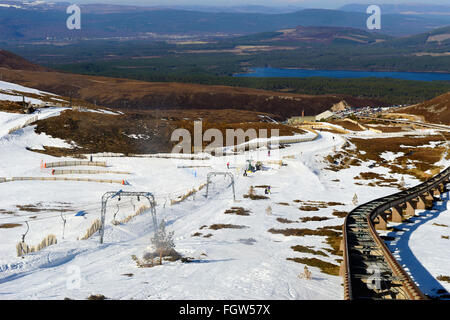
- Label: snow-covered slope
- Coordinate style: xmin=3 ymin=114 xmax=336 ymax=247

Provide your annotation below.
xmin=0 ymin=80 xmax=66 ymax=106
xmin=0 ymin=97 xmax=449 ymax=299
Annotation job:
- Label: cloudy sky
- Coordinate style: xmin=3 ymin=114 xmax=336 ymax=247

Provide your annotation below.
xmin=73 ymin=1 xmax=450 ymax=9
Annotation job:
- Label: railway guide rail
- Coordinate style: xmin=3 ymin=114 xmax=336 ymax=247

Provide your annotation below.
xmin=341 ymin=166 xmax=450 ymax=299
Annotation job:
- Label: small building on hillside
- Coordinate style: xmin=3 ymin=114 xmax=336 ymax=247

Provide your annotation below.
xmin=287 ymin=110 xmax=335 ymax=124
xmin=315 ymin=110 xmax=334 ymax=121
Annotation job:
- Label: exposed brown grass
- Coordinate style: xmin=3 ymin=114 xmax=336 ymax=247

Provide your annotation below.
xmin=209 ymin=224 xmax=247 ymax=230
xmin=299 ymin=206 xmax=320 ymax=211
xmin=397 ymin=92 xmax=450 ymax=124
xmin=332 ymin=210 xmax=348 ymax=218
xmin=33 ymin=108 xmax=304 ymax=156
xmin=0 ymin=66 xmax=383 ymax=121
xmin=287 ymin=257 xmax=340 ymax=276
xmin=122 ymin=273 xmax=134 ymax=277
xmin=268 ymin=226 xmax=339 ymax=238
xmin=291 ymin=245 xmax=328 ymax=257
xmin=87 ymin=294 xmax=107 ymax=300
xmin=437 ymin=275 xmax=450 ymax=283
xmin=0 ymin=100 xmax=25 ymax=113
xmin=327 ymin=202 xmax=346 ymax=206
xmin=300 ymin=216 xmax=332 ymax=223
xmin=294 ymin=200 xmax=344 ymax=208
xmin=330 ymin=120 xmax=364 ymax=132
xmin=16 ymin=204 xmax=72 ymax=213
xmin=442 ymin=235 xmax=449 ymax=239
xmin=16 ymin=204 xmax=44 ymax=212
xmin=277 ymin=202 xmax=290 ymax=206
xmin=224 ymin=207 xmax=251 ymax=216
xmin=325 ymin=134 xmax=450 ymax=181
xmin=354 ymin=172 xmax=404 ymax=188
xmin=277 ymin=217 xmax=296 ymax=224
xmin=0 ymin=209 xmax=15 ymax=215
xmin=0 ymin=223 xmax=22 ymax=229
xmin=433 ymin=223 xmax=448 ymax=227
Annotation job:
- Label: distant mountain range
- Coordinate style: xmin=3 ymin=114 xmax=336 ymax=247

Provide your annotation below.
xmin=0 ymin=1 xmax=449 ymax=42
xmin=254 ymin=24 xmax=450 ymax=48
xmin=340 ymin=3 xmax=450 ymax=15
xmin=235 ymin=25 xmax=394 ymax=45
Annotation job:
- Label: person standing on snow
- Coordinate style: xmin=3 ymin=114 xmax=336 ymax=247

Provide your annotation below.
xmin=227 ymin=162 xmax=230 ymax=169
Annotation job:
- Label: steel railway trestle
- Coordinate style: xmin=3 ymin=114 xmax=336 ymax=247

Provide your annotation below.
xmin=341 ymin=166 xmax=450 ymax=299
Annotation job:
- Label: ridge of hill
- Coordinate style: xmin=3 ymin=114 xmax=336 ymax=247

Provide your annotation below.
xmin=0 ymin=49 xmax=48 ymax=71
xmin=0 ymin=49 xmax=385 ymax=118
xmin=399 ymin=92 xmax=450 ymax=124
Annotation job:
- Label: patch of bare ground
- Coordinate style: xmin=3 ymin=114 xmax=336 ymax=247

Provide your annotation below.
xmin=296 ymin=200 xmax=345 ymax=211
xmin=276 ymin=202 xmax=289 ymax=206
xmin=433 ymin=223 xmax=448 ymax=227
xmin=291 ymin=245 xmax=328 ymax=257
xmin=326 ymin=135 xmax=450 ymax=181
xmin=0 ymin=223 xmax=22 ymax=229
xmin=316 ymin=128 xmax=346 ymax=134
xmin=0 ymin=209 xmax=15 ymax=215
xmin=397 ymin=92 xmax=450 ymax=124
xmin=330 ymin=120 xmax=364 ymax=131
xmin=224 ymin=207 xmax=251 ymax=216
xmin=87 ymin=294 xmax=107 ymax=300
xmin=299 ymin=205 xmax=319 ymax=211
xmin=243 ymin=186 xmax=269 ymax=200
xmin=269 ymin=224 xmax=344 ymax=259
xmin=324 ymin=149 xmax=363 ymax=172
xmin=332 ymin=210 xmax=348 ymax=218
xmin=300 ymin=216 xmax=332 ymax=223
xmin=0 ymin=100 xmax=25 ymax=113
xmin=268 ymin=226 xmax=341 ymax=239
xmin=203 ymin=233 xmax=213 ymax=238
xmin=16 ymin=204 xmax=73 ymax=213
xmin=33 ymin=109 xmax=303 ymax=156
xmin=192 ymin=232 xmax=202 ymax=237
xmin=277 ymin=218 xmax=296 ymax=224
xmin=294 ymin=200 xmax=345 ymax=207
xmin=437 ymin=275 xmax=450 ymax=283
xmin=354 ymin=172 xmax=405 ymax=189
xmin=122 ymin=273 xmax=133 ymax=277
xmin=132 ymin=249 xmax=182 ymax=268
xmin=442 ymin=235 xmax=449 ymax=239
xmin=327 ymin=202 xmax=346 ymax=206
xmin=287 ymin=257 xmax=340 ymax=276
xmin=209 ymin=224 xmax=248 ymax=230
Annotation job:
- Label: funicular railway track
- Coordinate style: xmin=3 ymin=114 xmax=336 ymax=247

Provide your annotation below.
xmin=341 ymin=166 xmax=450 ymax=299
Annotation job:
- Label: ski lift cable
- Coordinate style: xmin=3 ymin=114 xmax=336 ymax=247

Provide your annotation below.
xmin=0 ymin=200 xmax=134 ymax=224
